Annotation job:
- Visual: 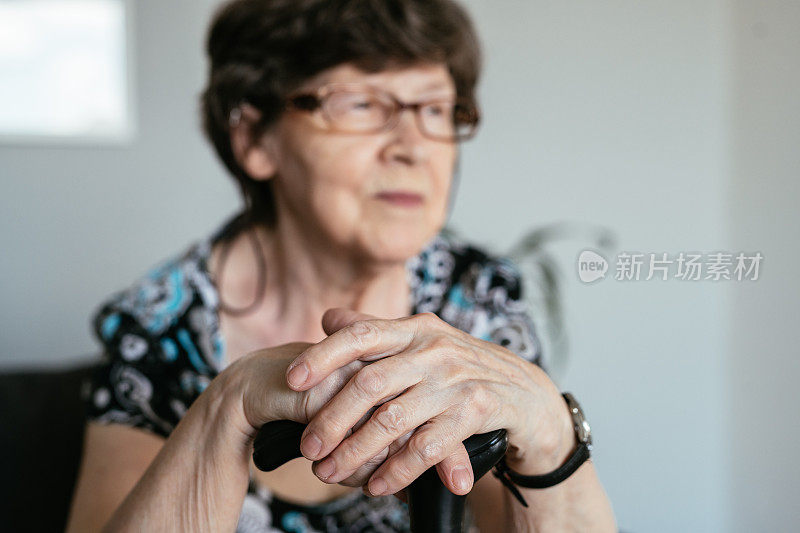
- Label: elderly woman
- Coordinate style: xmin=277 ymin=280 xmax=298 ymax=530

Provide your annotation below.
xmin=67 ymin=0 xmax=616 ymax=531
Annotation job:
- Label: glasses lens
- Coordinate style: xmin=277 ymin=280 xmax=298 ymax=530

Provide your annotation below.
xmin=418 ymin=101 xmax=456 ymax=139
xmin=323 ymin=91 xmax=392 ymax=132
xmin=420 ymin=100 xmax=479 ymax=141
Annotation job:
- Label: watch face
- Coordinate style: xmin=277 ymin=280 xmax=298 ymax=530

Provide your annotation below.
xmin=563 ymin=392 xmax=592 ymax=445
xmin=578 ymin=418 xmax=592 ymax=445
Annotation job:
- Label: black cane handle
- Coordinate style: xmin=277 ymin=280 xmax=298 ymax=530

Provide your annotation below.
xmin=252 ymin=419 xmax=306 ymax=472
xmin=253 ymin=420 xmax=508 ymax=533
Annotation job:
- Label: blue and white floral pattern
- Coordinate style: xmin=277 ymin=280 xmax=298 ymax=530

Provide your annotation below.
xmin=83 ymin=216 xmax=543 ymax=532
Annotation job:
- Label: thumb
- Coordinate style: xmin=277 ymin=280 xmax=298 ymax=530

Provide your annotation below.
xmin=321 ymin=307 xmax=379 ymax=336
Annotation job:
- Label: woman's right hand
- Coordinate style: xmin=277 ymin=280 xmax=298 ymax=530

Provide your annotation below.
xmin=86 ymin=339 xmax=408 ymax=533
xmin=210 ymin=341 xmax=413 ymax=500
xmin=83 ymin=343 xmax=358 ymax=533
xmin=212 ymin=342 xmax=372 ymax=443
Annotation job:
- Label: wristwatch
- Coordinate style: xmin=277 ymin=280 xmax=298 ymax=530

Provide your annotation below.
xmin=492 ymin=392 xmax=592 ymax=507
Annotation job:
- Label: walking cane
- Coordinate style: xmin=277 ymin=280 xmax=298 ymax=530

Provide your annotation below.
xmin=254 ymin=420 xmax=509 ymax=533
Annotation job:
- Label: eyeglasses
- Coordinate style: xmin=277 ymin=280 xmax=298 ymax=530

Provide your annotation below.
xmin=284 ymin=84 xmax=480 ymax=143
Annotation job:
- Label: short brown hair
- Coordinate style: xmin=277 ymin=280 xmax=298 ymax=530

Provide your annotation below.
xmin=199 ymin=0 xmax=482 ymax=228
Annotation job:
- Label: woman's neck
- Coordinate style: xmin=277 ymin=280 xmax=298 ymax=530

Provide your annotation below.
xmin=266 ymin=217 xmax=413 ymax=324
xmin=209 ymin=217 xmax=413 ymax=344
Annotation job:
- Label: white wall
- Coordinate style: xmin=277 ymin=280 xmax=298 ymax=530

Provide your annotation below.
xmin=1 ymin=1 xmax=797 ymax=531
xmin=0 ymin=0 xmax=237 ymax=368
xmin=455 ymin=1 xmax=730 ymax=530
xmin=727 ymin=1 xmax=800 ymax=531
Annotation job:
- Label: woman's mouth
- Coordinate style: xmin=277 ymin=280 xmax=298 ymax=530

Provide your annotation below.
xmin=374 ymin=191 xmax=424 ymax=207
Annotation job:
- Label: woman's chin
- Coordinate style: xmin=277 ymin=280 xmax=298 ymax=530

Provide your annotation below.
xmin=364 ymin=228 xmax=433 ymax=263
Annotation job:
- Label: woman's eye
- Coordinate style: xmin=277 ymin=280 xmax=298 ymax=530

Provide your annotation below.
xmin=350 ymin=100 xmax=375 ymax=111
xmin=424 ymin=104 xmax=451 ymax=117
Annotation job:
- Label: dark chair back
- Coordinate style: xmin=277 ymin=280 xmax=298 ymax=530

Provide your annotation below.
xmin=0 ymin=363 xmax=98 ymax=533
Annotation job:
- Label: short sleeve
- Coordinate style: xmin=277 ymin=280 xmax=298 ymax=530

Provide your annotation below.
xmin=478 ymin=257 xmax=545 ymax=370
xmin=436 ymin=244 xmax=546 ymax=371
xmin=82 ymin=300 xmax=199 ymax=439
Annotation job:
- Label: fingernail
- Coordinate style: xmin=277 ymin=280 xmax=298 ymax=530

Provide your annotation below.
xmin=316 ymin=458 xmax=335 ymax=480
xmin=369 ymin=477 xmax=388 ymax=496
xmin=287 ymin=362 xmax=309 ymax=388
xmin=300 ymin=432 xmax=322 ymax=459
xmin=452 ymin=466 xmax=471 ymax=492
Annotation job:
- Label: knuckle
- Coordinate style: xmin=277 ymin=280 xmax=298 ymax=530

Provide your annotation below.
xmin=347 ymin=320 xmax=380 ymax=349
xmin=352 ymin=367 xmax=384 ymax=398
xmin=373 ymin=401 xmax=407 ymax=436
xmin=425 ymin=335 xmax=465 ymax=362
xmin=408 ymin=432 xmax=444 ymax=464
xmin=339 ymin=439 xmax=367 ymax=466
xmin=310 ymin=413 xmax=345 ymax=440
xmin=425 ymin=334 xmax=453 ymax=355
xmin=415 ymin=312 xmax=442 ymax=329
xmin=384 ymin=460 xmax=415 ymax=486
xmin=469 ymin=385 xmax=492 ymax=416
xmin=440 ymin=361 xmax=462 ymax=384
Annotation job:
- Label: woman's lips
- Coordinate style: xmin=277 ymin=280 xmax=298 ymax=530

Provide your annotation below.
xmin=374 ymin=191 xmax=424 ymax=207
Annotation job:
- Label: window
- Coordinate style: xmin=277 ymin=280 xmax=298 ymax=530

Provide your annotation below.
xmin=0 ymin=0 xmax=133 ymax=143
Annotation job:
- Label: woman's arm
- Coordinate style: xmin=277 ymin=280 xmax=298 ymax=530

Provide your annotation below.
xmin=66 ymin=424 xmax=166 ymax=532
xmin=468 ymin=401 xmax=617 ymax=532
xmin=68 ymin=343 xmax=359 ymax=532
xmin=502 ymin=463 xmax=617 ymax=532
xmin=99 ymin=371 xmax=253 ymax=532
xmin=67 ymin=388 xmax=249 ymax=533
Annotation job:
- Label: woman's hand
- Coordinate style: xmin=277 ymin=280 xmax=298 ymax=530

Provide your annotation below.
xmin=284 ymin=307 xmax=574 ymax=500
xmin=94 ymin=341 xmax=391 ymax=533
xmin=216 ymin=342 xmax=371 ymax=441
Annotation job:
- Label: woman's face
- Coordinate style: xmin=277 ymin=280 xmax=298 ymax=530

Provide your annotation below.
xmin=258 ymin=62 xmax=459 ymax=264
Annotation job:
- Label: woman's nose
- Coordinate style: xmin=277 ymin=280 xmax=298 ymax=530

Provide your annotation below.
xmin=382 ymin=108 xmax=430 ymax=165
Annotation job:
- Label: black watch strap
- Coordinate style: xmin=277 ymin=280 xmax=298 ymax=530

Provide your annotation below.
xmin=491 ymin=393 xmax=592 ymax=507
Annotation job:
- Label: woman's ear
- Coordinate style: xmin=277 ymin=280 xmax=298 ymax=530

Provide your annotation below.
xmin=230 ymin=103 xmax=278 ymax=181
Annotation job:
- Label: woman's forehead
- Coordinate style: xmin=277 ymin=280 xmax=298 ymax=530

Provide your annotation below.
xmin=301 ymin=63 xmax=455 ymax=98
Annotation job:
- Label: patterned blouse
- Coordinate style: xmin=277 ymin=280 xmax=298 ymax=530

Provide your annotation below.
xmin=82 ymin=214 xmax=543 ymax=533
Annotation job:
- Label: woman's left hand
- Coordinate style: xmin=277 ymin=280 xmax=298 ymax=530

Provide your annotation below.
xmin=285 ymin=307 xmax=574 ymax=499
